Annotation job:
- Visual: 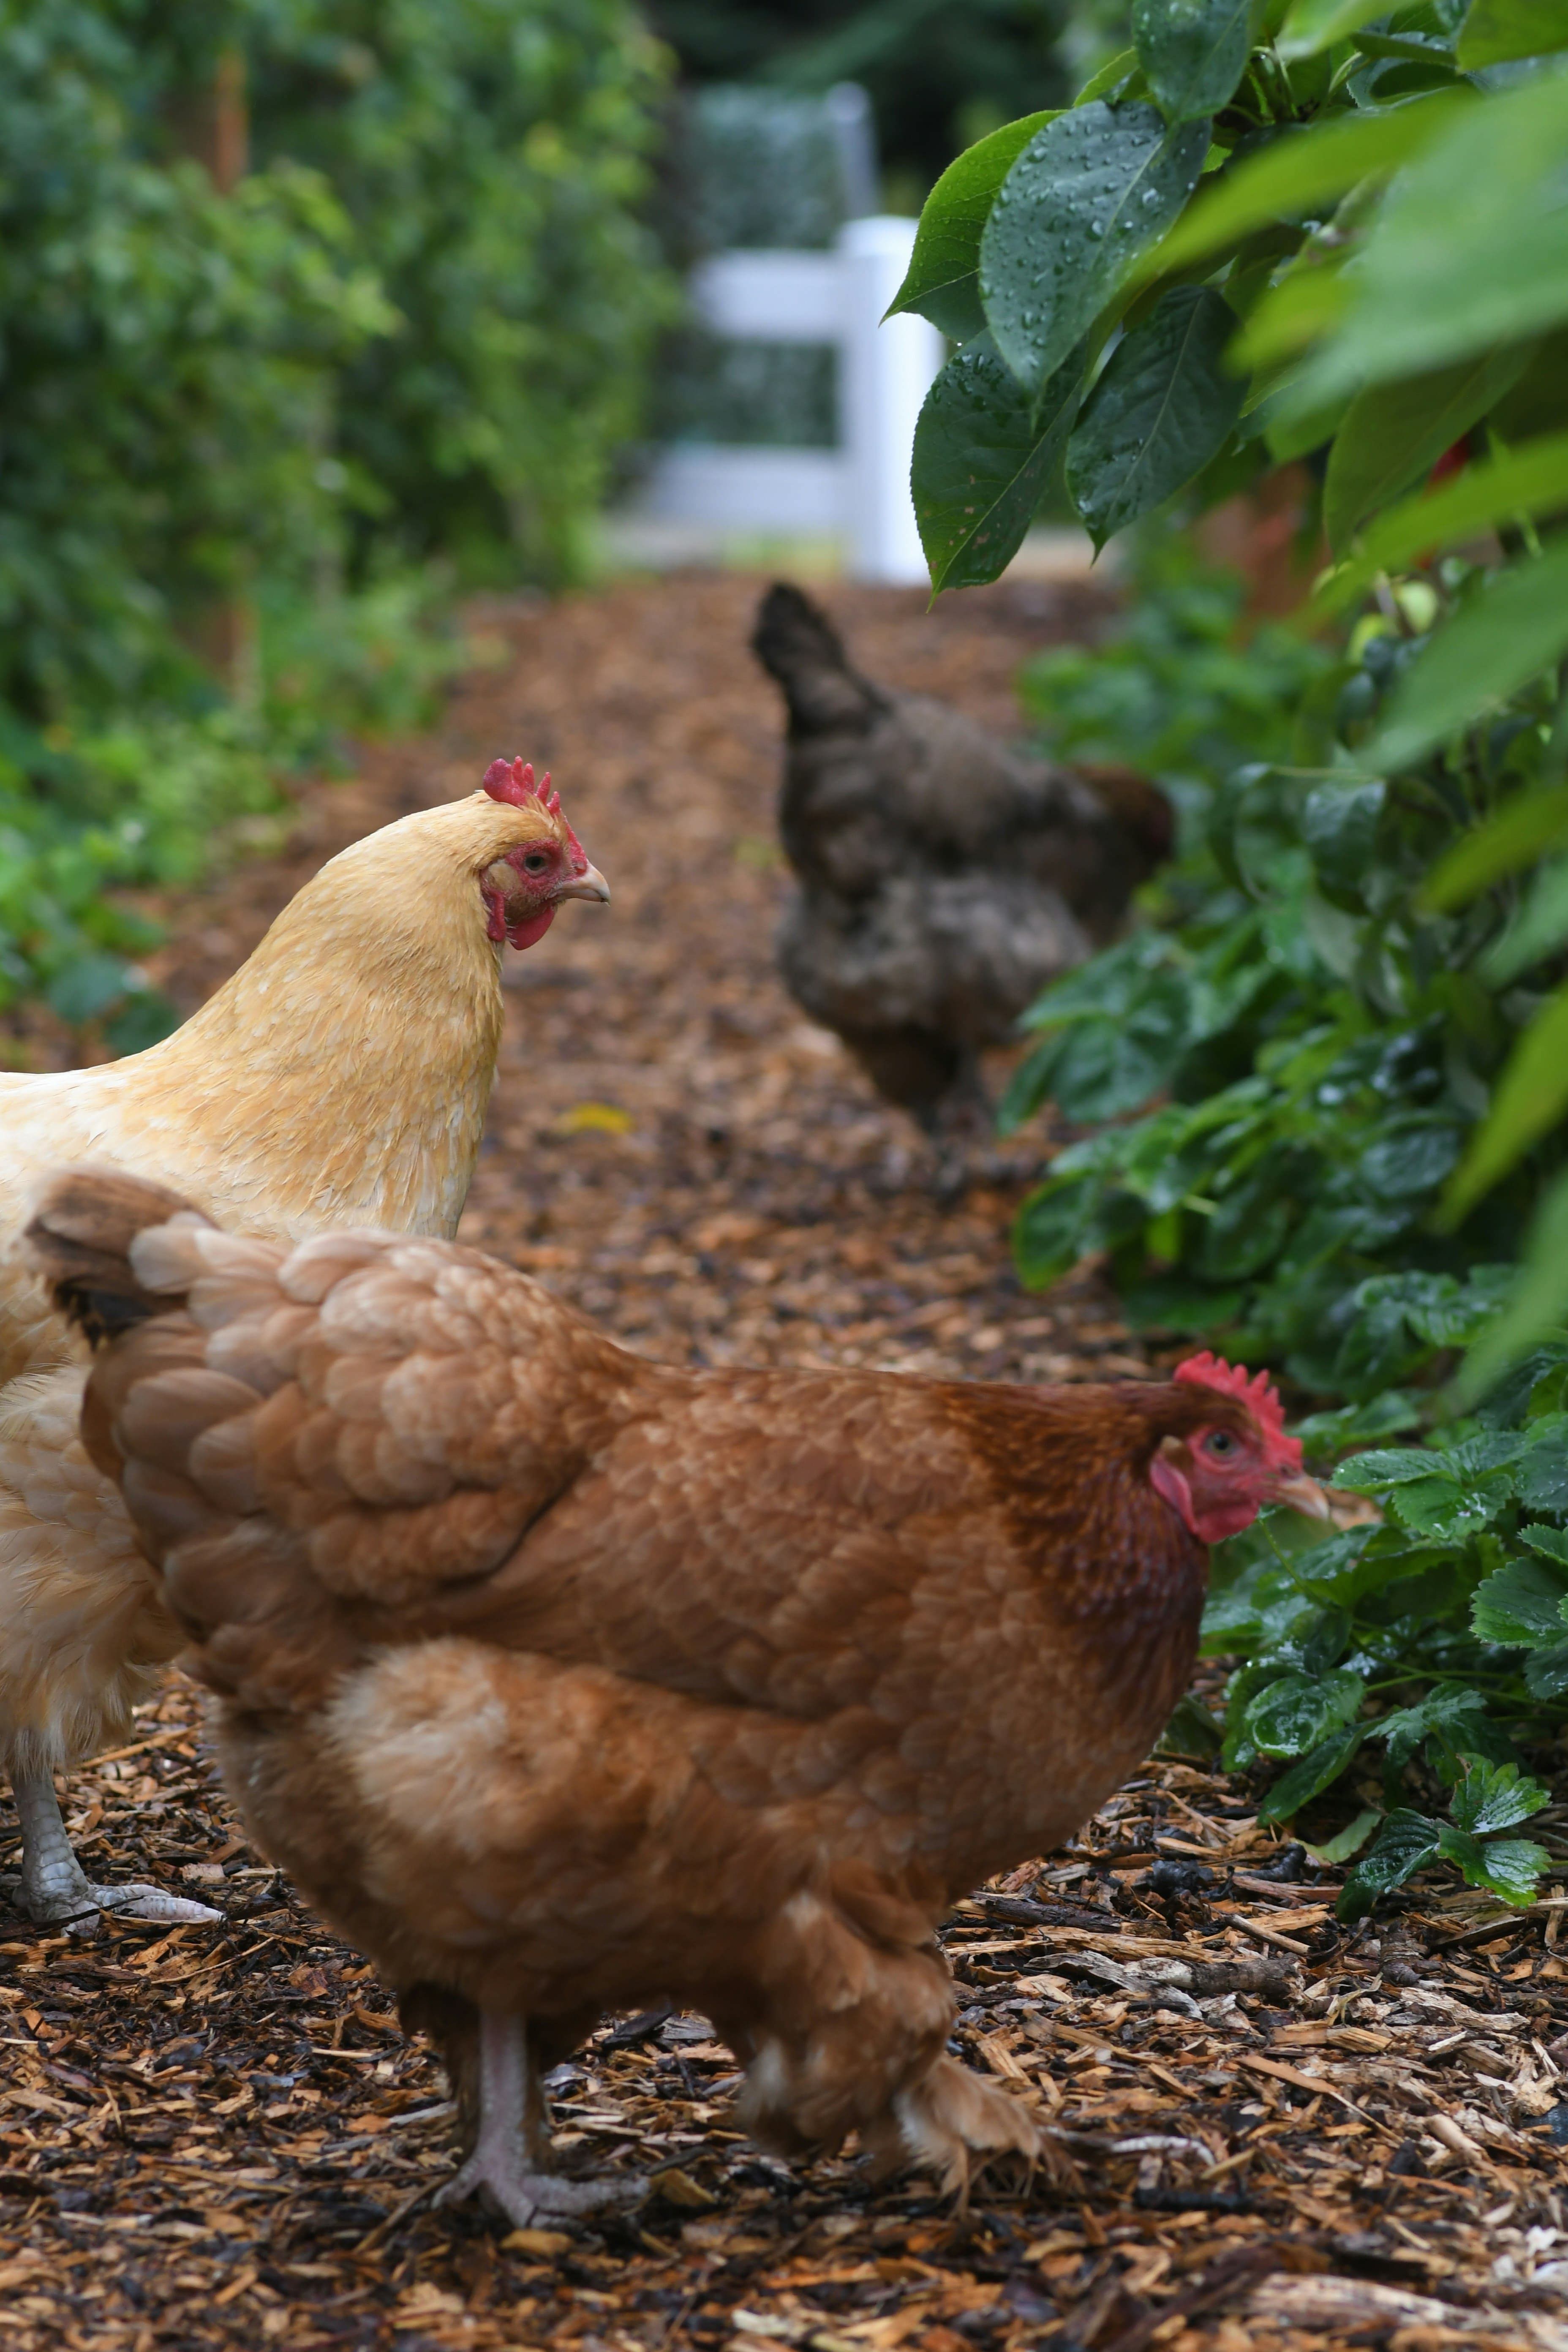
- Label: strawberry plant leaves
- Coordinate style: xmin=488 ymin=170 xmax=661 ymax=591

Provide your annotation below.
xmin=979 ymin=103 xmax=1209 ymax=397
xmin=1448 ymin=1756 xmax=1551 ymax=1836
xmin=912 ymin=333 xmax=1084 ymax=591
xmin=1257 ymin=1723 xmax=1365 ymax=1822
xmin=1338 ymin=1809 xmax=1442 ymax=1919
xmin=887 ymin=112 xmax=1060 ymax=341
xmin=1244 ymin=1666 xmax=1365 ymax=1759
xmin=1066 ymin=286 xmax=1244 ymax=549
xmin=1303 ymin=1805 xmax=1381 ymax=1863
xmin=1471 ymin=1554 xmax=1568 ymax=1647
xmin=1133 ymin=0 xmax=1253 ymax=125
xmin=1436 ymin=1823 xmax=1550 ymax=1904
xmin=1332 ymin=1448 xmax=1440 ymax=1491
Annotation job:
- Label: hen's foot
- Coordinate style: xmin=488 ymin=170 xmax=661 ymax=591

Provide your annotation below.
xmin=6 ymin=1768 xmax=223 ymax=1931
xmin=4 ymin=1870 xmax=223 ymax=1932
xmin=436 ymin=2152 xmax=644 ymax=2231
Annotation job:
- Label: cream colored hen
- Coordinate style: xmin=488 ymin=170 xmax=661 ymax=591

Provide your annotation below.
xmin=0 ymin=760 xmax=607 ymax=1923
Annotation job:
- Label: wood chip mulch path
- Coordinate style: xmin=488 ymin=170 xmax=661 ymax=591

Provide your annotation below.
xmin=2 ymin=572 xmax=1564 ymax=2351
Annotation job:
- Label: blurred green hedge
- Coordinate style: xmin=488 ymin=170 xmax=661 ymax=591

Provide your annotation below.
xmin=0 ymin=0 xmax=670 ymax=1042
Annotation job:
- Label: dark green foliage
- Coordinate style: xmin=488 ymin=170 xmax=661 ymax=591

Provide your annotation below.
xmin=251 ymin=0 xmax=671 ymax=585
xmin=0 ymin=0 xmax=667 ymax=1037
xmin=1205 ymin=1343 xmax=1563 ymax=1919
xmin=1003 ymin=520 xmax=1568 ymax=1911
xmin=1064 ymin=285 xmax=1244 ymax=549
xmin=898 ymin=0 xmax=1568 ymax=1914
xmin=0 ymin=1 xmax=386 ymax=724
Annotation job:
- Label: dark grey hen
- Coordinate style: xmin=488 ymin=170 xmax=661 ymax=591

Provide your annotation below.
xmin=751 ymin=583 xmax=1171 ymax=1135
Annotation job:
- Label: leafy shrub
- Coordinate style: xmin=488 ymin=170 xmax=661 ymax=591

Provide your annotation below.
xmin=0 ymin=1 xmax=388 ymax=723
xmin=252 ymin=0 xmax=673 ymax=586
xmin=893 ymin=0 xmax=1568 ymax=1911
xmin=0 ymin=0 xmax=670 ymax=1041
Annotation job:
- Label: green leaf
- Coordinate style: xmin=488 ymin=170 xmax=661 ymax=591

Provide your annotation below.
xmin=1303 ymin=1806 xmax=1381 ymax=1865
xmin=912 ymin=333 xmax=1083 ymax=593
xmin=1447 ymin=980 xmax=1568 ymax=1220
xmin=1522 ymin=1524 xmax=1568 ymax=1568
xmin=1281 ymin=75 xmax=1568 ymax=408
xmin=1473 ymin=1555 xmax=1568 ymax=1647
xmin=1456 ymin=0 xmax=1568 ymax=69
xmin=1359 ymin=540 xmax=1568 ymax=777
xmin=1075 ymin=46 xmax=1141 ymax=103
xmin=1157 ymin=1691 xmax=1225 ymax=1755
xmin=1437 ymin=1824 xmax=1549 ymax=1905
xmin=1448 ymin=1756 xmax=1551 ymax=1836
xmin=1303 ymin=779 xmax=1385 ymax=895
xmin=1133 ymin=92 xmax=1470 ymax=285
xmin=1066 ymin=286 xmax=1245 ymax=549
xmin=1459 ymin=1172 xmax=1568 ymax=1402
xmin=1515 ymin=1413 xmax=1568 ymax=1511
xmin=1257 ymin=1723 xmax=1365 ymax=1821
xmin=887 ymin=113 xmax=1061 ymax=340
xmin=1322 ymin=351 xmax=1526 ymax=555
xmin=1525 ymin=1640 xmax=1568 ymax=1699
xmin=1337 ymin=1808 xmax=1442 ymax=1919
xmin=1332 ymin=1447 xmax=1433 ymax=1490
xmin=1371 ymin=1683 xmax=1494 ymax=1770
xmin=1012 ymin=1173 xmax=1101 ymax=1290
xmin=980 ymin=103 xmax=1210 ymax=397
xmin=1317 ymin=431 xmax=1568 ymax=616
xmin=1424 ymin=780 xmax=1568 ymax=912
xmin=1278 ymin=0 xmax=1399 ymax=58
xmin=1483 ymin=857 xmax=1568 ymax=985
xmin=1133 ymin=0 xmax=1252 ymax=125
xmin=1245 ymin=1666 xmax=1365 ymax=1759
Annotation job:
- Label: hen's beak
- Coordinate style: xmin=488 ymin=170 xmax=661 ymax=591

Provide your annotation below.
xmin=1269 ymin=1470 xmax=1334 ymax=1521
xmin=556 ymin=862 xmax=610 ymax=904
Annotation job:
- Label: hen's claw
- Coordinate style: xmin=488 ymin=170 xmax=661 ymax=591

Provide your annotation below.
xmin=6 ymin=1774 xmax=223 ymax=1931
xmin=84 ymin=1882 xmax=224 ymax=1925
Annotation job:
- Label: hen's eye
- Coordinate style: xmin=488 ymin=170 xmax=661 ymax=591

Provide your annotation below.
xmin=522 ymin=850 xmax=552 ymax=874
xmin=1204 ymin=1430 xmax=1238 ymax=1459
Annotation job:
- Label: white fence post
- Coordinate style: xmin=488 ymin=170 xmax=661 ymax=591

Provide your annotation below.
xmin=837 ymin=217 xmax=943 ymax=586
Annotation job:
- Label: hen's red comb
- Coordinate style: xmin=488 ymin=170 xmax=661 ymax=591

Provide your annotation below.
xmin=481 ymin=756 xmax=588 ymax=874
xmin=1173 ymin=1350 xmax=1301 ymax=1469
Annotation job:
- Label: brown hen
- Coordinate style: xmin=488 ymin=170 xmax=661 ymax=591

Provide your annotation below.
xmin=30 ymin=1173 xmax=1328 ymax=2218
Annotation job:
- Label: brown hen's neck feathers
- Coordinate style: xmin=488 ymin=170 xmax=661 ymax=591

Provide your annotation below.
xmin=950 ymin=1379 xmax=1231 ymax=1710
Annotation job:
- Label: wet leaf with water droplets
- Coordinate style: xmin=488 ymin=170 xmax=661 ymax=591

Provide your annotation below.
xmin=980 ymin=104 xmax=1209 ymax=396
xmin=1066 ymin=285 xmax=1244 ymax=549
xmin=887 ymin=111 xmax=1061 ymax=340
xmin=912 ymin=332 xmax=1085 ymax=591
xmin=1133 ymin=0 xmax=1252 ymax=125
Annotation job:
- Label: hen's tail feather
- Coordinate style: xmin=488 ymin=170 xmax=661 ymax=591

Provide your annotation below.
xmin=26 ymin=1171 xmax=213 ymax=1348
xmin=751 ymin=582 xmax=890 ymax=737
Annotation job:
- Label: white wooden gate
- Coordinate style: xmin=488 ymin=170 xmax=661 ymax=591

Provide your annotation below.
xmin=635 ymin=215 xmax=944 ymax=586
